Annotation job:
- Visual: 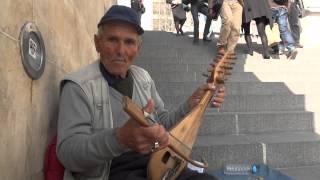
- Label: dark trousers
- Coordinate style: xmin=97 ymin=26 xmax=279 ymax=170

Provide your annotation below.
xmin=109 ymin=152 xmax=217 ymax=180
xmin=288 ymin=2 xmax=302 ymax=44
xmin=190 ymin=2 xmax=212 ymax=39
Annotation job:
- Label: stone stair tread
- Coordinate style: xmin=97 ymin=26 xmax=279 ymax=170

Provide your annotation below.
xmin=148 ymin=71 xmax=320 ymax=83
xmin=278 ymin=165 xmax=320 ymax=180
xmin=195 ymin=131 xmax=320 ymax=146
xmin=204 ymin=110 xmax=312 ymax=115
xmin=164 ymin=94 xmax=306 ymax=112
xmin=155 ymin=81 xmax=317 ymax=96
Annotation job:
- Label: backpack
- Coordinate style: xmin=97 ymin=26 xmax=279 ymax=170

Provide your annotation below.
xmin=44 ymin=135 xmax=65 ymax=180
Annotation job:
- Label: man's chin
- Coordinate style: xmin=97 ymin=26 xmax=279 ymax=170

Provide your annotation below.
xmin=110 ymin=69 xmax=128 ymax=79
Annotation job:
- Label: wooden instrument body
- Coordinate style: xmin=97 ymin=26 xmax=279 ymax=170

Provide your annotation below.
xmin=147 ymin=90 xmax=213 ymax=180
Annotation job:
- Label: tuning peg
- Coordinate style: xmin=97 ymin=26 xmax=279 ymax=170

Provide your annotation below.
xmin=215 ymin=79 xmax=225 ymax=84
xmin=202 ymin=73 xmax=210 ymax=78
xmin=228 ymin=55 xmax=237 ymax=60
xmin=216 ymin=54 xmax=223 ymax=58
xmin=224 ymin=58 xmax=234 ymax=63
xmin=207 ymin=67 xmax=214 ymax=72
xmin=224 ymin=66 xmax=233 ymax=70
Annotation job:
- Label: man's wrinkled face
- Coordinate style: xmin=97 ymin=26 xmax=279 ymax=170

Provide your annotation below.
xmin=94 ymin=21 xmax=141 ymax=78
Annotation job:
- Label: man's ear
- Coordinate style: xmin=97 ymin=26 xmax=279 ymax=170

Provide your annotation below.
xmin=137 ymin=40 xmax=142 ymax=51
xmin=94 ymin=34 xmax=100 ymax=53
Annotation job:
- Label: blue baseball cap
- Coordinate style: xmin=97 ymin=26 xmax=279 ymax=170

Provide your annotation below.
xmin=97 ymin=5 xmax=144 ymax=35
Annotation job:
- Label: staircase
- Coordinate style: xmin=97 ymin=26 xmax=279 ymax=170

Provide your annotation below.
xmin=135 ymin=30 xmax=320 ymax=179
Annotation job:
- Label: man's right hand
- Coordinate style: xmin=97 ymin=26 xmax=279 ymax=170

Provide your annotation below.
xmin=115 ymin=99 xmax=170 ymax=154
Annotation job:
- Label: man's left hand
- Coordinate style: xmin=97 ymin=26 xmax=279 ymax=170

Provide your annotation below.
xmin=187 ymin=83 xmax=225 ymax=111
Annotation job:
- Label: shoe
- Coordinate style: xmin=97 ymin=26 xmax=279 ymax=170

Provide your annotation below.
xmin=263 ymin=54 xmax=271 ymax=59
xmin=203 ymin=37 xmax=212 ymax=42
xmin=278 ymin=48 xmax=285 ymax=55
xmin=263 ymin=50 xmax=270 ymax=59
xmin=217 ymin=46 xmax=225 ymax=55
xmin=286 ymin=49 xmax=298 ymax=59
xmin=295 ymin=43 xmax=303 ymax=48
xmin=248 ymin=49 xmax=253 ymax=56
xmin=179 ymin=29 xmax=184 ymax=36
xmin=270 ymin=44 xmax=279 ymax=54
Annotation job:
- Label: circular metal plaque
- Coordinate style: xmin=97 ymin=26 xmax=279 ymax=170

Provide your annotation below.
xmin=19 ymin=22 xmax=46 ymax=80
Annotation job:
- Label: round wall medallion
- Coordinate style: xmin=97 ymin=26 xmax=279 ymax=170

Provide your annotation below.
xmin=19 ymin=22 xmax=46 ymax=80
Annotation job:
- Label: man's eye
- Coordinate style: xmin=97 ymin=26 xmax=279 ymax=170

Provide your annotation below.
xmin=125 ymin=39 xmax=136 ymax=45
xmin=106 ymin=37 xmax=118 ymax=43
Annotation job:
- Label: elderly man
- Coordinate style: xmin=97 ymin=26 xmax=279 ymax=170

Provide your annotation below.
xmin=57 ymin=5 xmax=224 ymax=180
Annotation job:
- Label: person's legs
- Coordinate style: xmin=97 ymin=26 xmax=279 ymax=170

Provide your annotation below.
xmin=174 ymin=19 xmax=181 ymax=35
xmin=226 ymin=1 xmax=243 ymax=53
xmin=217 ymin=1 xmax=232 ymax=53
xmin=198 ymin=3 xmax=212 ymax=41
xmin=242 ymin=21 xmax=253 ymax=55
xmin=270 ymin=8 xmax=285 ymax=55
xmin=277 ymin=7 xmax=295 ymax=49
xmin=179 ymin=19 xmax=186 ymax=35
xmin=191 ymin=3 xmax=200 ymax=42
xmin=255 ymin=17 xmax=270 ymax=59
xmin=288 ymin=2 xmax=302 ymax=47
xmin=276 ymin=7 xmax=297 ymax=59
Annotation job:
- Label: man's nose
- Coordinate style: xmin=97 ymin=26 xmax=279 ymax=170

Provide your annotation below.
xmin=115 ymin=41 xmax=125 ymax=54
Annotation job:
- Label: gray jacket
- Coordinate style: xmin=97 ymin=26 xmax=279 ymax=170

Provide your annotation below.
xmin=57 ymin=60 xmax=190 ymax=180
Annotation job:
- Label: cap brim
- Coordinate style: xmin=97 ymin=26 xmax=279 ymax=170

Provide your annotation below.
xmin=97 ymin=17 xmax=144 ymax=35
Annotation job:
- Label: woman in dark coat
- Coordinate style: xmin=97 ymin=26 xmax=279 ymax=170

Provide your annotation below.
xmin=170 ymin=0 xmax=187 ymax=36
xmin=242 ymin=0 xmax=273 ymax=59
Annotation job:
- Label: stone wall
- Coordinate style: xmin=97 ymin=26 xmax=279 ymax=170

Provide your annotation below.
xmin=0 ymin=0 xmax=115 ymax=179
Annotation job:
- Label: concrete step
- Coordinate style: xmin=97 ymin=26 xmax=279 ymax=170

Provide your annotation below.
xmin=139 ymin=39 xmax=215 ymax=53
xmin=199 ymin=111 xmax=313 ymax=136
xmin=163 ymin=94 xmax=306 ymax=112
xmin=156 ymin=81 xmax=297 ymax=96
xmin=192 ymin=131 xmax=320 ymax=170
xmin=136 ymin=59 xmax=320 ymax=76
xmin=138 ymin=48 xmax=214 ymax=60
xmin=136 ymin=53 xmax=215 ymax=63
xmin=279 ymin=165 xmax=320 ymax=180
xmin=149 ymin=71 xmax=320 ymax=83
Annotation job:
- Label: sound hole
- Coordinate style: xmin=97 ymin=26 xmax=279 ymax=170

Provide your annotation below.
xmin=162 ymin=151 xmax=171 ymax=164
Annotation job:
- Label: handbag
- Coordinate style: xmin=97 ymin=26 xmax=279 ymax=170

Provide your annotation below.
xmin=265 ymin=23 xmax=281 ymax=47
xmin=210 ymin=0 xmax=223 ymax=20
